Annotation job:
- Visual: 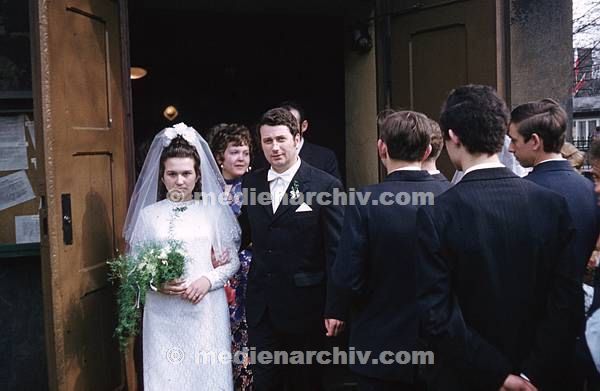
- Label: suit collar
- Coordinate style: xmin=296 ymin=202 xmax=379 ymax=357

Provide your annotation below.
xmin=459 ymin=167 xmax=518 ymax=182
xmin=531 ymin=160 xmax=574 ymax=173
xmin=299 ymin=141 xmax=314 ymax=159
xmin=384 ymin=170 xmax=434 ymax=182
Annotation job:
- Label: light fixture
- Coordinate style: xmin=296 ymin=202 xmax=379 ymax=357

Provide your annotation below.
xmin=130 ymin=67 xmax=148 ymax=80
xmin=351 ymin=23 xmax=372 ymax=54
xmin=163 ymin=105 xmax=179 ymax=121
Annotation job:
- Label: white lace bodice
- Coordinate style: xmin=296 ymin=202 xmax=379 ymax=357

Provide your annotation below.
xmin=131 ymin=199 xmax=240 ymax=290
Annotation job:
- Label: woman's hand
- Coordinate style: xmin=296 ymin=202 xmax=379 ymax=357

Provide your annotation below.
xmin=158 ymin=279 xmax=187 ymax=296
xmin=182 ymin=276 xmax=212 ymax=304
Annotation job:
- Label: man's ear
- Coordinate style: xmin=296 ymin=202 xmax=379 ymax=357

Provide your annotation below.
xmin=377 ymin=139 xmax=387 ymax=160
xmin=530 ymin=133 xmax=542 ymax=150
xmin=422 ymin=144 xmax=433 ymax=162
xmin=448 ymin=129 xmax=461 ymax=146
xmin=301 ymin=120 xmax=308 ymax=134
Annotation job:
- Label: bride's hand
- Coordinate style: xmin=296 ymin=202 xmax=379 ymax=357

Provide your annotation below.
xmin=182 ymin=276 xmax=211 ymax=304
xmin=158 ymin=279 xmax=187 ymax=295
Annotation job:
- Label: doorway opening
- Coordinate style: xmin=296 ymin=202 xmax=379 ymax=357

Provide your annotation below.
xmin=128 ymin=3 xmax=350 ymax=181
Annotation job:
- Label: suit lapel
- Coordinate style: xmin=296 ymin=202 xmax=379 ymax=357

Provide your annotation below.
xmin=272 ymin=161 xmax=311 ymax=224
xmin=256 ymin=169 xmax=274 ymax=217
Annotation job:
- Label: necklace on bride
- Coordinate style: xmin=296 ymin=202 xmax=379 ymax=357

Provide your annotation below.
xmin=168 ymin=201 xmax=191 ymax=239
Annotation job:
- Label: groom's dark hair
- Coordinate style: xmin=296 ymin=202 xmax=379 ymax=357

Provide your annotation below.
xmin=439 ymin=84 xmax=508 ymax=155
xmin=379 ymin=110 xmax=430 ymax=161
xmin=258 ymin=107 xmax=300 ymax=138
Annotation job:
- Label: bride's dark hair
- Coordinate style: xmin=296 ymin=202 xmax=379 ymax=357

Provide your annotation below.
xmin=158 ymin=135 xmax=201 ymax=200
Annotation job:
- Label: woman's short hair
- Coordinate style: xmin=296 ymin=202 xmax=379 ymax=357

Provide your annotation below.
xmin=209 ymin=123 xmax=253 ymax=165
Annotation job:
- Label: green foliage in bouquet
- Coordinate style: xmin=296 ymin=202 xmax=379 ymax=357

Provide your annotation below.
xmin=107 ymin=240 xmax=186 ymax=350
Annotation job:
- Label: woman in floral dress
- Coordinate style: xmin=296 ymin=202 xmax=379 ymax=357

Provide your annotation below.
xmin=210 ymin=123 xmax=254 ymax=390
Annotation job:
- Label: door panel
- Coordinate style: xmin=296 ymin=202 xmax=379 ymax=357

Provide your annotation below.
xmin=65 ymin=9 xmax=110 ymax=128
xmin=32 ymin=0 xmax=130 ymax=389
xmin=382 ymin=0 xmax=502 ymax=178
xmin=411 ymin=25 xmax=467 ymax=115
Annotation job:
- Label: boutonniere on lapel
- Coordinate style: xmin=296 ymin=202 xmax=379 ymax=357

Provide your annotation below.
xmin=289 ymin=180 xmax=301 ymax=200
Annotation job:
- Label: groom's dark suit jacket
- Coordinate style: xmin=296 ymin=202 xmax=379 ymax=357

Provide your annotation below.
xmin=332 ymin=170 xmax=449 ymax=382
xmin=240 ymin=160 xmax=348 ymax=333
xmin=525 ymin=160 xmax=600 ymax=284
xmin=417 ymin=168 xmax=582 ymax=391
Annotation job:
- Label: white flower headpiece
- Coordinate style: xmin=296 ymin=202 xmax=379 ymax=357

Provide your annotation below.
xmin=162 ymin=122 xmax=198 ymax=147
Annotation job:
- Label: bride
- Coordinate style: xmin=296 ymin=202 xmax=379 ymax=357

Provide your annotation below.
xmin=123 ymin=123 xmax=240 ymax=390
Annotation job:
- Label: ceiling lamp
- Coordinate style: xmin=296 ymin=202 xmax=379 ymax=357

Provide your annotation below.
xmin=130 ymin=67 xmax=147 ymax=80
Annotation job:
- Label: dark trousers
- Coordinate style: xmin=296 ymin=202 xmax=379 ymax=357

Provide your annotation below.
xmin=356 ymin=372 xmax=425 ymax=391
xmin=248 ymin=311 xmax=325 ymax=391
xmin=576 ymin=335 xmax=600 ymax=391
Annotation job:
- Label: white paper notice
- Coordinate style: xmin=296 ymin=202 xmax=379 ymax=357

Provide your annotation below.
xmin=15 ymin=215 xmax=40 ymax=243
xmin=0 ymin=146 xmax=28 ymax=171
xmin=0 ymin=116 xmax=26 ymax=145
xmin=25 ymin=120 xmax=35 ymax=150
xmin=0 ymin=171 xmax=36 ymax=211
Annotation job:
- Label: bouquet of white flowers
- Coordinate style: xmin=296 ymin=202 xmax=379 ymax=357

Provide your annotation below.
xmin=107 ymin=240 xmax=186 ymax=350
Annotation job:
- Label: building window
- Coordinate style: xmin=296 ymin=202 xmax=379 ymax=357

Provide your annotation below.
xmin=572 ymin=118 xmax=600 ymax=152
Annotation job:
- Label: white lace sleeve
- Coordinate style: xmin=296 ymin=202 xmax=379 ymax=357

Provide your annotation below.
xmin=203 ymin=249 xmax=240 ymax=291
xmin=202 ymin=205 xmax=240 ymax=290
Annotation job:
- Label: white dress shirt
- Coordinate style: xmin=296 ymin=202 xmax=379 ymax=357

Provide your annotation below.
xmin=388 ymin=165 xmax=422 ymax=174
xmin=536 ymin=157 xmax=566 ymax=165
xmin=268 ymin=158 xmax=302 ymax=212
xmin=463 ymin=162 xmax=505 ymax=176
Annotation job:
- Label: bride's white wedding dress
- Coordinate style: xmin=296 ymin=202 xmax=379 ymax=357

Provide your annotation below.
xmin=130 ymin=199 xmax=240 ymax=390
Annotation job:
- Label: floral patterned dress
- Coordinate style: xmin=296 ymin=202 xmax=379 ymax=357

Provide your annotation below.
xmin=226 ymin=177 xmax=254 ymax=390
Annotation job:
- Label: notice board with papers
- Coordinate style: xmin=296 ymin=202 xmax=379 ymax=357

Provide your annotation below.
xmin=0 ymin=114 xmax=41 ymax=245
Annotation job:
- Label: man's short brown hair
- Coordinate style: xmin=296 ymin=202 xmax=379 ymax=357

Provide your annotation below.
xmin=258 ymin=107 xmax=300 ymax=138
xmin=425 ymin=117 xmax=444 ymax=162
xmin=379 ymin=110 xmax=430 ymax=162
xmin=510 ymin=98 xmax=567 ymax=153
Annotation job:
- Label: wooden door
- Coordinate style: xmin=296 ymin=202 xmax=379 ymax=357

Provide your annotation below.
xmin=378 ymin=0 xmax=507 ymax=178
xmin=31 ymin=0 xmax=133 ymax=389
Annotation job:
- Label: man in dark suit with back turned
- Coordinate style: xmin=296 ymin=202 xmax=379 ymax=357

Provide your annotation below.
xmin=333 ymin=110 xmax=449 ymax=391
xmin=508 ymin=99 xmax=600 ymax=390
xmin=416 ymin=85 xmax=582 ymax=391
xmin=508 ymin=98 xmax=599 ymax=281
xmin=241 ymin=108 xmax=348 ymax=390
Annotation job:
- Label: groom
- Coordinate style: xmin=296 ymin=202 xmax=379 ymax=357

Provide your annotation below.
xmin=241 ymin=108 xmax=348 ymax=390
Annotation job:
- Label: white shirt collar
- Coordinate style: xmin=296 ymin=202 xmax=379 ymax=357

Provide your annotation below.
xmin=536 ymin=157 xmax=566 ymax=165
xmin=388 ymin=165 xmax=422 ymax=173
xmin=268 ymin=157 xmax=302 ymax=185
xmin=428 ymin=169 xmax=441 ymax=175
xmin=463 ymin=162 xmax=505 ymax=176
